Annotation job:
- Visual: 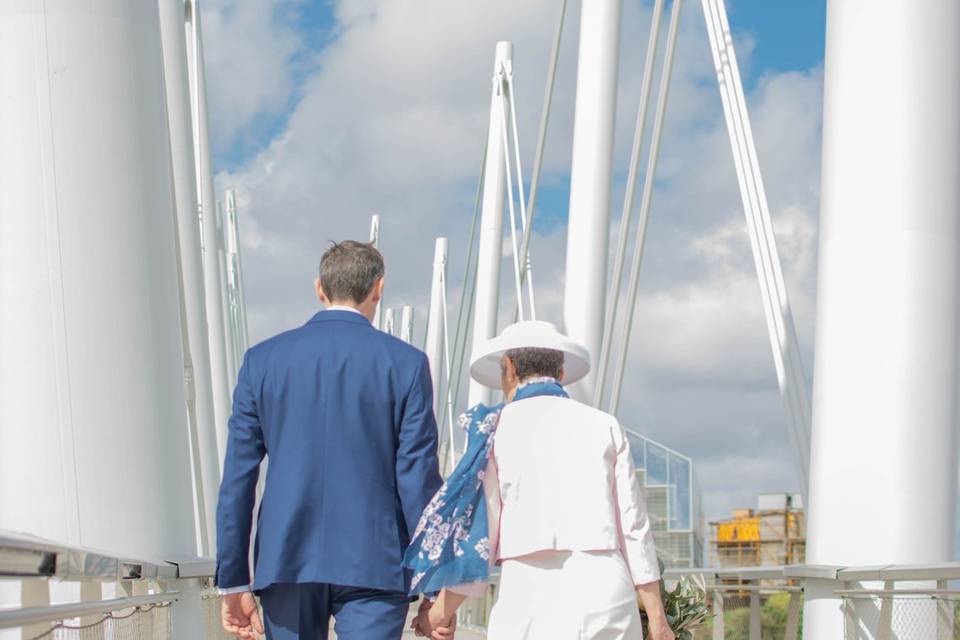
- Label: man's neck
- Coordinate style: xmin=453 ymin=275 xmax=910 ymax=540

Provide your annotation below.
xmin=326 ymin=303 xmax=372 ymax=321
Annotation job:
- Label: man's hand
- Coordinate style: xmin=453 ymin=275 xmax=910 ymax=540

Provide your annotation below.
xmin=411 ymin=597 xmax=456 ymax=639
xmin=221 ymin=592 xmax=264 ymax=640
xmin=411 ymin=598 xmax=432 ymax=637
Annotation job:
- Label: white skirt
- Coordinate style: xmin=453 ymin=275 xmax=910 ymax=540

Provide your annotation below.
xmin=486 ymin=550 xmax=643 ymax=640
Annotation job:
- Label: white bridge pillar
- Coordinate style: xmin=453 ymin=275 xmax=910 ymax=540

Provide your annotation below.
xmin=0 ymin=0 xmax=198 ymax=559
xmin=426 ymin=238 xmax=449 ymax=415
xmin=469 ymin=42 xmax=511 ymax=408
xmin=563 ymin=0 xmax=622 ymax=401
xmin=158 ymin=0 xmax=221 ymax=556
xmin=185 ymin=0 xmax=233 ymax=461
xmin=805 ymin=1 xmax=960 ymax=637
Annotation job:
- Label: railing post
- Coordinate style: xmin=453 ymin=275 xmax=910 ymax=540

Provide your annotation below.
xmin=164 ymin=578 xmax=205 ymax=640
xmin=784 ymin=590 xmax=802 ymax=640
xmin=749 ymin=587 xmax=761 ymax=640
xmin=485 ymin=582 xmax=496 ymax=628
xmin=79 ymin=581 xmax=101 ymax=626
xmin=841 ymin=581 xmax=858 ymax=640
xmin=936 ymin=579 xmax=951 ymax=640
xmin=877 ymin=581 xmax=893 ymax=640
xmin=20 ymin=580 xmax=49 ymax=640
xmin=712 ymin=589 xmax=724 ymax=640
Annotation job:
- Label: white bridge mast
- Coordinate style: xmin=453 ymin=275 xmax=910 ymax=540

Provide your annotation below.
xmin=469 ymin=42 xmax=512 ymax=407
xmin=0 ymin=0 xmax=198 ymax=561
xmin=563 ymin=0 xmax=622 ymax=402
xmin=186 ymin=0 xmax=233 ymax=461
xmin=159 ymin=0 xmax=221 ymax=556
xmin=804 ymin=2 xmax=960 ymax=637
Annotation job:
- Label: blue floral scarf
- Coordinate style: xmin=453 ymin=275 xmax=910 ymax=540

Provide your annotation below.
xmin=403 ymin=379 xmax=569 ymax=595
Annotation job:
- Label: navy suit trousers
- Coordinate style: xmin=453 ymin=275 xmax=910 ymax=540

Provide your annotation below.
xmin=259 ymin=583 xmax=410 ymax=640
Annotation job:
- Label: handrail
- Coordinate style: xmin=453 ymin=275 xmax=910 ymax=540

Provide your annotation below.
xmin=836 ymin=589 xmax=960 ymax=597
xmin=0 ymin=530 xmax=213 ymax=581
xmin=0 ymin=593 xmax=180 ymax=629
xmin=664 ymin=562 xmax=960 ymax=583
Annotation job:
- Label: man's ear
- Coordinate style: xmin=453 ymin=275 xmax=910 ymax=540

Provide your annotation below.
xmin=558 ymin=367 xmax=565 ymax=383
xmin=372 ymin=277 xmax=384 ymax=303
xmin=315 ymin=278 xmax=329 ymax=305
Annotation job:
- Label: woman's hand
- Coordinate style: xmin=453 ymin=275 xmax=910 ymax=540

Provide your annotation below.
xmin=636 ymin=580 xmax=676 ymax=640
xmin=426 ymin=605 xmax=456 ymax=639
xmin=646 ymin=615 xmax=676 ymax=640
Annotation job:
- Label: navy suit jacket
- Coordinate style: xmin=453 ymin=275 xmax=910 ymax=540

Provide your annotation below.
xmin=215 ymin=309 xmax=443 ymax=593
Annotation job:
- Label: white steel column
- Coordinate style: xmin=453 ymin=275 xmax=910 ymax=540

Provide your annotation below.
xmin=383 ymin=308 xmax=396 ymax=337
xmin=225 ymin=189 xmax=249 ymax=355
xmin=563 ymin=0 xmax=622 ymax=401
xmin=369 ymin=215 xmax=383 ymax=330
xmin=400 ymin=306 xmax=415 ymax=344
xmin=216 ymin=200 xmax=238 ymax=387
xmin=468 ymin=42 xmax=512 ymax=407
xmin=159 ymin=0 xmax=220 ymax=555
xmin=0 ymin=0 xmax=197 ymax=558
xmin=426 ymin=238 xmax=449 ymax=415
xmin=804 ymin=2 xmax=960 ymax=638
xmin=185 ymin=0 xmax=232 ymax=461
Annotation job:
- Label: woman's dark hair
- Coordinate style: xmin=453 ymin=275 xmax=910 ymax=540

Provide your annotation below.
xmin=504 ymin=347 xmax=565 ymax=381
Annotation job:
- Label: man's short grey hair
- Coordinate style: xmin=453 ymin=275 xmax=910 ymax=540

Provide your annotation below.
xmin=504 ymin=347 xmax=565 ymax=381
xmin=319 ymin=240 xmax=385 ymax=304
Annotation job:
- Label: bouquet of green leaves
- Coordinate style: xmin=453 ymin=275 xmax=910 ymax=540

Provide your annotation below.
xmin=640 ymin=561 xmax=711 ymax=639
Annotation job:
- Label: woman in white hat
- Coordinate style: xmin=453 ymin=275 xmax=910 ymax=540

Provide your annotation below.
xmin=404 ymin=321 xmax=674 ymax=640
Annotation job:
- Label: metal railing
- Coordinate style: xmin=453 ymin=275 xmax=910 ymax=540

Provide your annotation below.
xmin=0 ymin=531 xmax=227 ymax=640
xmin=663 ymin=565 xmax=805 ymax=640
xmin=831 ymin=564 xmax=960 ymax=640
xmin=662 ymin=563 xmax=960 ymax=640
xmin=5 ymin=532 xmax=958 ymax=639
xmin=453 ymin=563 xmax=960 ymax=639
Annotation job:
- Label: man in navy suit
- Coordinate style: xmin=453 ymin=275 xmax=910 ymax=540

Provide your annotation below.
xmin=216 ymin=240 xmax=445 ymax=639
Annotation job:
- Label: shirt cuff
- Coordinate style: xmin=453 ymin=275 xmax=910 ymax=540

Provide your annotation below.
xmin=218 ymin=585 xmax=252 ymax=596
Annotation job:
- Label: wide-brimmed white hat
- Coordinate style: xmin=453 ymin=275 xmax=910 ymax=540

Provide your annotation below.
xmin=469 ymin=320 xmax=591 ymax=389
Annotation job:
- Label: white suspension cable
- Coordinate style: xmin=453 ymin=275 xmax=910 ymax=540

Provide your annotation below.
xmin=609 ymin=0 xmax=684 ymax=416
xmin=439 ymin=134 xmax=488 ymax=457
xmin=701 ymin=0 xmax=810 ymax=492
xmin=439 ymin=268 xmax=457 ymax=471
xmin=511 ymin=0 xmax=567 ymax=323
xmin=593 ymin=0 xmax=667 ymax=408
xmin=497 ymin=63 xmax=527 ymax=322
xmin=505 ymin=66 xmax=536 ymax=319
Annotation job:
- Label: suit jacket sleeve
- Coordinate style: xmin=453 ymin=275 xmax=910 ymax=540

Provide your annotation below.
xmin=396 ymin=354 xmax=443 ymax=541
xmin=215 ymin=352 xmax=266 ymax=589
xmin=612 ymin=420 xmax=661 ymax=586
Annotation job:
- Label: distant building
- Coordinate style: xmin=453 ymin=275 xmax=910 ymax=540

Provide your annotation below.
xmin=624 ymin=429 xmax=705 ymax=569
xmin=709 ymin=492 xmax=806 ymax=569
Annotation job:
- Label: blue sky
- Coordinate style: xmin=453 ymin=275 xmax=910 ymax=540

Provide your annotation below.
xmin=728 ymin=0 xmax=825 ymax=85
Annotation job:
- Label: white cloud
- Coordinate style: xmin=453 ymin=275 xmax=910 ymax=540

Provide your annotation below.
xmin=206 ymin=0 xmax=824 ymax=523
